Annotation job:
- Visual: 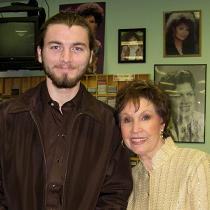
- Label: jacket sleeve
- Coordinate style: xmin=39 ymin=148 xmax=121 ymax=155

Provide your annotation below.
xmin=0 ymin=154 xmax=7 ymax=209
xmin=189 ymin=154 xmax=210 ymax=210
xmin=0 ymin=108 xmax=8 ymax=210
xmin=0 ymin=165 xmax=7 ymax=210
xmin=96 ymin=126 xmax=133 ymax=210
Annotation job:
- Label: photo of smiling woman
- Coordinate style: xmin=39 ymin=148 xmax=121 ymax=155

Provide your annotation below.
xmin=164 ymin=11 xmax=200 ymax=56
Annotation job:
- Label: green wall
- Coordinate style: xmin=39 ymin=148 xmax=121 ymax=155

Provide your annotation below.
xmin=0 ymin=0 xmax=210 ymax=153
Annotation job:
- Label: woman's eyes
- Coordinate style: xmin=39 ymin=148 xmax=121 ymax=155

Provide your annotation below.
xmin=120 ymin=114 xmax=151 ymax=124
xmin=142 ymin=114 xmax=151 ymax=121
xmin=121 ymin=117 xmax=131 ymax=124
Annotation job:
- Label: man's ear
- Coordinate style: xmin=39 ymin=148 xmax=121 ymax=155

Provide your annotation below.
xmin=37 ymin=46 xmax=42 ymax=63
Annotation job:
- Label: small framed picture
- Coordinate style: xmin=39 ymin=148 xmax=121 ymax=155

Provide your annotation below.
xmin=154 ymin=64 xmax=206 ymax=143
xmin=118 ymin=28 xmax=146 ymax=63
xmin=163 ymin=10 xmax=201 ymax=57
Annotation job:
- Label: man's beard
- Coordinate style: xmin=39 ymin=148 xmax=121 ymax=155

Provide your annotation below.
xmin=43 ymin=63 xmax=88 ymax=89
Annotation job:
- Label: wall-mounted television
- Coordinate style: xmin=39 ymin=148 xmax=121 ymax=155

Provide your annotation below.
xmin=0 ymin=16 xmax=42 ymax=71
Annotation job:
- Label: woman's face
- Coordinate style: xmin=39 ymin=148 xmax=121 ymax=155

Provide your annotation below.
xmin=85 ymin=15 xmax=98 ymax=34
xmin=174 ymin=23 xmax=190 ymax=41
xmin=119 ymin=98 xmax=165 ymax=158
xmin=128 ymin=36 xmax=139 ymax=48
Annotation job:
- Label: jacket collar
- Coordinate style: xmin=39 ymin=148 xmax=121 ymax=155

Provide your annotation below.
xmin=137 ymin=137 xmax=177 ymax=172
xmin=7 ymin=80 xmax=106 ymax=124
xmin=151 ymin=137 xmax=177 ymax=169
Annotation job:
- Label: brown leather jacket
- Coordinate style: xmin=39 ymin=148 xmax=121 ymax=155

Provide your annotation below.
xmin=0 ymin=81 xmax=132 ymax=210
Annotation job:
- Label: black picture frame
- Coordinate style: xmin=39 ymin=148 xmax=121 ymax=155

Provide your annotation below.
xmin=154 ymin=64 xmax=206 ymax=143
xmin=118 ymin=28 xmax=146 ymax=63
xmin=163 ymin=10 xmax=201 ymax=57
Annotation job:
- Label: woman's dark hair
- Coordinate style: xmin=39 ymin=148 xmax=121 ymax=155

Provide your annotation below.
xmin=165 ymin=13 xmax=196 ymax=54
xmin=122 ymin=31 xmax=141 ymax=42
xmin=37 ymin=12 xmax=96 ymax=51
xmin=115 ymin=80 xmax=171 ymax=138
xmin=76 ymin=3 xmax=104 ymax=26
xmin=159 ymin=70 xmax=195 ymax=92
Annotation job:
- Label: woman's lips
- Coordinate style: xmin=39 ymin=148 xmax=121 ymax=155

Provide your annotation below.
xmin=130 ymin=137 xmax=147 ymax=145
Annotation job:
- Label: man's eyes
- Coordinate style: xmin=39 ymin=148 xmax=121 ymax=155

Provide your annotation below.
xmin=49 ymin=45 xmax=84 ymax=52
xmin=71 ymin=47 xmax=84 ymax=52
xmin=187 ymin=92 xmax=194 ymax=96
xmin=180 ymin=92 xmax=194 ymax=97
xmin=50 ymin=45 xmax=61 ymax=50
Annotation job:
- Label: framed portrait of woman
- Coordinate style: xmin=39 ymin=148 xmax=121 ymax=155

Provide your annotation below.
xmin=163 ymin=10 xmax=201 ymax=57
xmin=118 ymin=28 xmax=146 ymax=63
xmin=154 ymin=64 xmax=206 ymax=143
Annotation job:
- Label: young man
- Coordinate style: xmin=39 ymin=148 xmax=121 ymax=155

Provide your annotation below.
xmin=0 ymin=12 xmax=132 ymax=210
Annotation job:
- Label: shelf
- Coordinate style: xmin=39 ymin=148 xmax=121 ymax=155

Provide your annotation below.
xmin=0 ymin=74 xmax=150 ymax=105
xmin=82 ymin=74 xmax=150 ymax=108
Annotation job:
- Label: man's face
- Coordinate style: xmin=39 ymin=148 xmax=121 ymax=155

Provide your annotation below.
xmin=37 ymin=24 xmax=92 ymax=88
xmin=170 ymin=82 xmax=195 ymax=120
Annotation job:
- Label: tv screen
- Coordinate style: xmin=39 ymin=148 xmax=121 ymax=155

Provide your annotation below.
xmin=0 ymin=16 xmax=42 ymax=70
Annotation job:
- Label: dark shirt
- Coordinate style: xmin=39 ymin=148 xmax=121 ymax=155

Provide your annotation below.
xmin=166 ymin=42 xmax=196 ymax=55
xmin=39 ymin=83 xmax=83 ymax=209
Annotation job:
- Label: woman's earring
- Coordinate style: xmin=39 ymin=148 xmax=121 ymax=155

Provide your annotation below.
xmin=160 ymin=129 xmax=164 ymax=139
xmin=121 ymin=140 xmax=126 ymax=148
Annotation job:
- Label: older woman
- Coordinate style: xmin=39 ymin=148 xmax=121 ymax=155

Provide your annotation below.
xmin=115 ymin=80 xmax=210 ymax=210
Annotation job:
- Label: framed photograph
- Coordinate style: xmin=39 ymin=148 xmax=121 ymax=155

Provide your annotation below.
xmin=163 ymin=10 xmax=201 ymax=57
xmin=118 ymin=28 xmax=146 ymax=63
xmin=154 ymin=64 xmax=206 ymax=143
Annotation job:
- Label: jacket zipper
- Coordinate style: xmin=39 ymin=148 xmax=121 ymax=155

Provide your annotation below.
xmin=31 ymin=110 xmax=95 ymax=209
xmin=30 ymin=110 xmax=48 ymax=208
xmin=62 ymin=112 xmax=89 ymax=209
